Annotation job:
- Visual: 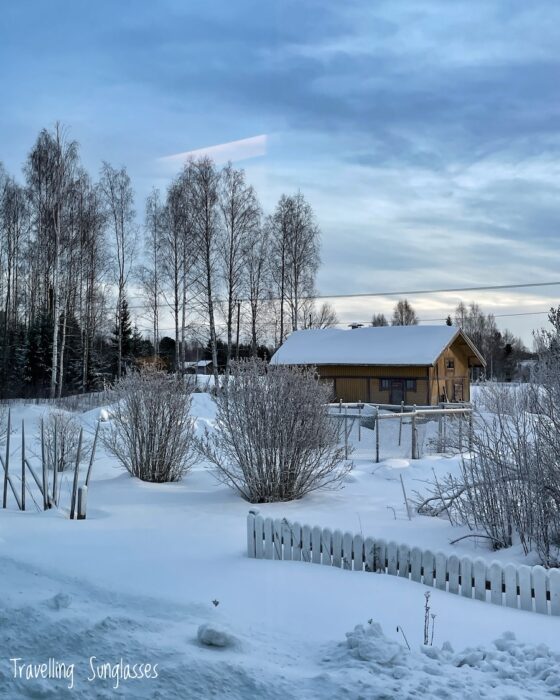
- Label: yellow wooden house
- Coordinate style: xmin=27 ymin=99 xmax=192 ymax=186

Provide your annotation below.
xmin=270 ymin=325 xmax=485 ymax=405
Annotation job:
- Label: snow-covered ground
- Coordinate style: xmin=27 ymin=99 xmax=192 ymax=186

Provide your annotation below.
xmin=1 ymin=394 xmax=559 ymax=698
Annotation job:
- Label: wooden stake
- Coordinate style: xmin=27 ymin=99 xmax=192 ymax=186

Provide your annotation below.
xmin=400 ymin=473 xmax=412 ymax=520
xmin=358 ymin=402 xmax=361 ymax=442
xmin=375 ymin=410 xmax=380 ymax=463
xmin=411 ymin=407 xmax=417 ymax=460
xmin=52 ymin=422 xmax=58 ymax=506
xmin=69 ymin=428 xmax=83 ymax=519
xmin=85 ymin=421 xmax=99 ymax=487
xmin=398 ymin=401 xmax=404 ymax=446
xmin=344 ymin=407 xmax=348 ymax=460
xmin=21 ymin=420 xmax=25 ymax=511
xmin=3 ymin=408 xmax=10 ymax=508
xmin=77 ymin=485 xmax=87 ymax=520
xmin=41 ymin=418 xmax=48 ymax=509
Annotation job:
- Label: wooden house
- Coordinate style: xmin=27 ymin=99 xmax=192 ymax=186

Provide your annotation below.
xmin=270 ymin=325 xmax=485 ymax=405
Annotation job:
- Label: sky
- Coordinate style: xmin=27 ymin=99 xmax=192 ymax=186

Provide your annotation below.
xmin=1 ymin=0 xmax=560 ymax=345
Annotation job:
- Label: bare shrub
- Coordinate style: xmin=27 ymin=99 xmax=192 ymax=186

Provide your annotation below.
xmin=198 ymin=359 xmax=350 ymax=502
xmin=103 ymin=369 xmax=197 ymax=483
xmin=416 ymin=381 xmax=560 ymax=566
xmin=43 ymin=410 xmax=87 ymax=472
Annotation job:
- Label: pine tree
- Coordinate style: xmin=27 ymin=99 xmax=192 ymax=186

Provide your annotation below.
xmin=111 ymin=297 xmax=133 ymax=376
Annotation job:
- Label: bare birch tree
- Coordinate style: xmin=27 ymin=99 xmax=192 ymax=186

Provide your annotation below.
xmin=218 ymin=163 xmax=260 ymax=371
xmin=99 ymin=162 xmax=136 ymax=379
xmin=191 ymin=157 xmax=221 ymax=385
xmin=243 ymin=218 xmax=270 ymax=356
xmin=140 ymin=188 xmax=164 ymax=358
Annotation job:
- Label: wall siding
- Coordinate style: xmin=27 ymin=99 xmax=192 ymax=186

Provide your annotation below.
xmin=317 ymin=365 xmax=431 ymax=403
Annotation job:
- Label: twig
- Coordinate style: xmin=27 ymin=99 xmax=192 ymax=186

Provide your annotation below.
xmin=396 ymin=625 xmax=411 ymax=651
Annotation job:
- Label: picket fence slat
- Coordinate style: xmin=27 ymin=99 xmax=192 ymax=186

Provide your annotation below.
xmin=247 ymin=511 xmax=257 ymax=558
xmin=474 ymin=559 xmax=487 ymax=601
xmin=461 ymin=557 xmax=473 ymax=598
xmin=550 ymin=569 xmax=560 ymax=616
xmin=504 ymin=564 xmax=517 ymax=609
xmin=489 ymin=562 xmax=503 ymax=606
xmin=292 ymin=522 xmax=302 ymax=562
xmin=273 ymin=519 xmax=283 ymax=560
xmin=533 ymin=566 xmax=548 ymax=615
xmin=364 ymin=537 xmax=375 ymax=572
xmin=353 ymin=535 xmax=364 ymax=571
xmin=519 ymin=565 xmax=532 ymax=611
xmin=321 ymin=528 xmax=333 ymax=566
xmin=342 ymin=532 xmax=353 ymax=570
xmin=387 ymin=542 xmax=398 ymax=576
xmin=312 ymin=526 xmax=322 ymax=564
xmin=448 ymin=555 xmax=460 ymax=594
xmin=264 ymin=518 xmax=273 ymax=560
xmin=410 ymin=547 xmax=422 ymax=582
xmin=398 ymin=544 xmax=410 ymax=578
xmin=422 ymin=550 xmax=434 ymax=587
xmin=332 ymin=530 xmax=343 ymax=568
xmin=246 ymin=515 xmax=560 ymax=616
xmin=282 ymin=520 xmax=293 ymax=561
xmin=435 ymin=552 xmax=447 ymax=591
xmin=302 ymin=525 xmax=312 ymax=563
xmin=375 ymin=539 xmax=387 ymax=573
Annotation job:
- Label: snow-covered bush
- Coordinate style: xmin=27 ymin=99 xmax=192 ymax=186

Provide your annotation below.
xmin=198 ymin=359 xmax=350 ymax=502
xmin=43 ymin=410 xmax=85 ymax=472
xmin=416 ymin=380 xmax=560 ymax=566
xmin=103 ymin=368 xmax=197 ymax=483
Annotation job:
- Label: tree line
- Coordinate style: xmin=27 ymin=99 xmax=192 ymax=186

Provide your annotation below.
xmin=0 ymin=124 xmax=327 ymax=398
xmin=369 ymin=299 xmax=532 ymax=381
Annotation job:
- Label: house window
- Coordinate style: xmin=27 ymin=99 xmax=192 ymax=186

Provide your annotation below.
xmin=445 ymin=359 xmax=454 ymax=370
xmin=405 ymin=379 xmax=416 ymax=391
xmin=380 ymin=379 xmax=390 ymax=390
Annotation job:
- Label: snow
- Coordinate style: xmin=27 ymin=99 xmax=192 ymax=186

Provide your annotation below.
xmin=270 ymin=325 xmax=461 ymax=366
xmin=1 ymin=392 xmax=559 ymax=698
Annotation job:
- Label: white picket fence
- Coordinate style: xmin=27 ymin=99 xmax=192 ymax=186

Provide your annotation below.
xmin=247 ymin=511 xmax=560 ymax=616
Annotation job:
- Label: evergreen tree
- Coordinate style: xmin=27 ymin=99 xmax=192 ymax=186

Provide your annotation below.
xmin=111 ymin=297 xmax=133 ymax=376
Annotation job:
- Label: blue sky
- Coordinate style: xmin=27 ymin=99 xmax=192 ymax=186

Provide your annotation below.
xmin=1 ymin=0 xmax=560 ymax=343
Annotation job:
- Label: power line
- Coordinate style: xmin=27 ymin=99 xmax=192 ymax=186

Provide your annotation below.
xmin=314 ymin=281 xmax=560 ymax=301
xmin=341 ymin=309 xmax=553 ymax=327
xmin=122 ymin=279 xmax=560 ymax=312
xmin=133 ymin=309 xmax=553 ymax=335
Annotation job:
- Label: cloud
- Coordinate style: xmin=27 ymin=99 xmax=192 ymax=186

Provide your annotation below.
xmin=158 ymin=134 xmax=267 ymax=169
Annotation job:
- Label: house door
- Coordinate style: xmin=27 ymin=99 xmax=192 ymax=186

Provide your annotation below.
xmin=390 ymin=379 xmax=405 ymax=405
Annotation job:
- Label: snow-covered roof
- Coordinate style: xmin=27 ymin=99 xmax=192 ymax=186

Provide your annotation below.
xmin=270 ymin=325 xmax=475 ymax=366
xmin=184 ymin=360 xmax=212 ymax=368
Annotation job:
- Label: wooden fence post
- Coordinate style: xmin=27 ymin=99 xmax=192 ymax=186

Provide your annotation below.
xmin=375 ymin=410 xmax=380 ymax=463
xmin=344 ymin=407 xmax=348 ymax=459
xmin=468 ymin=410 xmax=474 ymax=452
xmin=358 ymin=403 xmax=361 ymax=442
xmin=85 ymin=421 xmax=100 ymax=487
xmin=41 ymin=419 xmax=48 ymax=510
xmin=69 ymin=429 xmax=83 ymax=519
xmin=21 ymin=420 xmax=25 ymax=512
xmin=411 ymin=407 xmax=417 ymax=459
xmin=52 ymin=424 xmax=58 ymax=506
xmin=398 ymin=401 xmax=404 ymax=446
xmin=77 ymin=486 xmax=88 ymax=520
xmin=3 ymin=408 xmax=10 ymax=508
